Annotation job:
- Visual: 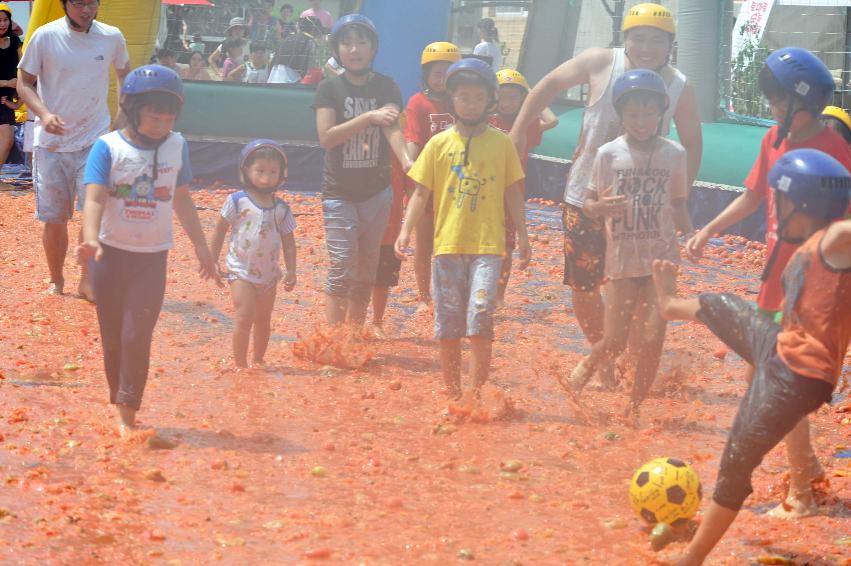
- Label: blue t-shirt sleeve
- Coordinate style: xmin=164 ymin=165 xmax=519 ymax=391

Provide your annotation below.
xmin=177 ymin=139 xmax=193 ymax=186
xmin=83 ymin=138 xmax=112 ymax=187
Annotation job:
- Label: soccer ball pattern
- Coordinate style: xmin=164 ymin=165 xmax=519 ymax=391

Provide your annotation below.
xmin=629 ymin=457 xmax=702 ymax=525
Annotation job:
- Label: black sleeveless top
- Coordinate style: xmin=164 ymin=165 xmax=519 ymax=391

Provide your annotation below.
xmin=0 ymin=34 xmax=21 ymax=102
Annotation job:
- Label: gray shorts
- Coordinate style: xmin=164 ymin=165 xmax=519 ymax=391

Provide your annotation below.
xmin=33 ymin=146 xmax=90 ymax=223
xmin=432 ymin=254 xmax=501 ymax=340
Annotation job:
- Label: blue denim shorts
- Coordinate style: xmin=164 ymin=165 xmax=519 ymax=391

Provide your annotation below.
xmin=432 ymin=254 xmax=501 ymax=340
xmin=322 ymin=187 xmax=392 ymax=305
xmin=34 ymin=146 xmax=90 ymax=223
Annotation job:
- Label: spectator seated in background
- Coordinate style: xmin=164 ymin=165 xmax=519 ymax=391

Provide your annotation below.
xmin=227 ymin=40 xmax=269 ymax=84
xmin=180 ymin=50 xmax=216 ymax=81
xmin=189 ymin=33 xmax=205 ymax=54
xmin=157 ymin=47 xmax=187 ymax=75
xmin=279 ymin=4 xmax=297 ymax=38
xmin=208 ymin=17 xmax=247 ymax=70
xmin=267 ymin=17 xmax=321 ymax=84
xmin=300 ymin=0 xmax=334 ymax=33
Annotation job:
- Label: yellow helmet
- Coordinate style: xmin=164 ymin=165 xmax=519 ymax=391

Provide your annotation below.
xmin=496 ymin=69 xmax=529 ymax=92
xmin=421 ymin=42 xmax=461 ymax=66
xmin=623 ymin=3 xmax=675 ymax=36
xmin=822 ymin=105 xmax=851 ymax=131
xmin=0 ymin=4 xmax=11 ymax=15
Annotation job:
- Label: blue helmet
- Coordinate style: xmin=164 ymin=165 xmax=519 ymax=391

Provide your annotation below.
xmin=330 ymin=14 xmax=378 ymax=56
xmin=612 ymin=69 xmax=668 ymax=110
xmin=240 ymin=139 xmax=288 ymax=189
xmin=768 ymin=148 xmax=851 ymax=220
xmin=445 ymin=58 xmax=498 ymax=94
xmin=121 ymin=64 xmax=184 ymax=101
xmin=764 ymin=47 xmax=834 ymax=115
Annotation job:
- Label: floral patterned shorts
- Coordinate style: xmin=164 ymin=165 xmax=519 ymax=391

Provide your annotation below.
xmin=562 ymin=203 xmax=606 ymax=292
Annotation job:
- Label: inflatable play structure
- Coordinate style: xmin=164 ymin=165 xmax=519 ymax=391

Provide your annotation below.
xmin=22 ymin=0 xmax=780 ymax=238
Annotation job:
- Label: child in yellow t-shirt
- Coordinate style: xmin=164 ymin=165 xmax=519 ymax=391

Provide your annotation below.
xmin=396 ymin=59 xmax=530 ymax=399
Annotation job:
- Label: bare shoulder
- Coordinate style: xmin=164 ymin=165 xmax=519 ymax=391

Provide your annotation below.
xmin=575 ymin=47 xmax=614 ymax=73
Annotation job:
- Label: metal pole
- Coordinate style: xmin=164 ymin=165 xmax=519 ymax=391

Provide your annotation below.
xmin=677 ymin=0 xmax=723 ymax=121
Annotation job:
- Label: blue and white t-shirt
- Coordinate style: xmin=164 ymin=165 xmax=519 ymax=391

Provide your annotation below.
xmin=221 ymin=191 xmax=297 ymax=286
xmin=83 ymin=130 xmax=192 ymax=253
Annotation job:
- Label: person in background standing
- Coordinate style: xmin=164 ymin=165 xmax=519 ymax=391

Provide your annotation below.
xmin=473 ymin=18 xmax=502 ymax=72
xmin=300 ymin=0 xmax=334 ymax=33
xmin=279 ymin=4 xmax=297 ymax=38
xmin=0 ymin=3 xmax=22 ymax=173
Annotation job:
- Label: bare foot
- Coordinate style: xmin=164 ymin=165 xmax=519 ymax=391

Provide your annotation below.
xmin=651 ymin=259 xmax=680 ymax=320
xmin=78 ymin=277 xmax=95 ymax=303
xmin=766 ymin=494 xmax=818 ymax=519
xmin=367 ymin=323 xmax=388 ymax=340
xmin=115 ymin=404 xmax=137 ymax=438
xmin=808 ymin=452 xmax=825 ymax=482
xmin=46 ymin=280 xmax=65 ymax=296
xmin=561 ymin=356 xmax=593 ymax=394
xmin=590 ymin=362 xmax=619 ymax=391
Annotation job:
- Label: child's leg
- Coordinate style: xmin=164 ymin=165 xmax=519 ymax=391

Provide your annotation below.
xmin=470 ymin=335 xmax=493 ymax=390
xmin=627 ymin=278 xmax=668 ymax=413
xmin=251 ymin=283 xmax=277 ymax=366
xmin=569 ymin=278 xmax=639 ymax=390
xmin=90 ymin=246 xmax=127 ymax=411
xmin=230 ymin=279 xmax=257 ymax=368
xmin=439 ymin=338 xmax=462 ymax=398
xmin=322 ymin=199 xmax=358 ymax=325
xmin=466 ymin=255 xmax=501 ymax=391
xmin=767 ymin=415 xmax=820 ymax=518
xmin=433 ymin=255 xmax=469 ymax=398
xmin=651 ymin=260 xmax=701 ymax=321
xmin=348 ymin=189 xmax=392 ymax=326
xmin=497 ymin=253 xmax=512 ymax=304
xmin=414 ymin=211 xmax=434 ymax=307
xmin=115 ymin=249 xmax=168 ymax=416
xmin=370 ymin=245 xmax=401 ymax=337
xmin=677 ymin=501 xmax=739 ymax=566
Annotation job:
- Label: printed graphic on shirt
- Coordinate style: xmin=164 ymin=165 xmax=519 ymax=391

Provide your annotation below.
xmin=342 ymin=96 xmax=381 ymax=169
xmin=449 ymin=150 xmax=491 ymax=213
xmin=429 ymin=112 xmax=454 ymax=135
xmin=110 ymin=169 xmax=174 ymax=224
xmin=611 ymin=165 xmax=671 ymax=242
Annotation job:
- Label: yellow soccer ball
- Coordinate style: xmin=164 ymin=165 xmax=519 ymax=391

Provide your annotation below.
xmin=629 ymin=457 xmax=702 ymax=525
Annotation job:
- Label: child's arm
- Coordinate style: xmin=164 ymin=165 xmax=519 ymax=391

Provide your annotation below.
xmin=382 ymin=121 xmax=414 ymax=172
xmin=821 ymin=218 xmax=851 ymax=270
xmin=394 ymin=184 xmax=431 ymax=259
xmin=173 ymin=185 xmax=222 ymax=285
xmin=671 ymin=197 xmax=693 ymax=236
xmin=505 ymin=180 xmax=531 ymax=270
xmin=77 ymin=183 xmax=109 ymax=263
xmin=226 ymin=63 xmax=246 ymax=82
xmin=539 ymin=107 xmax=559 ymax=133
xmin=685 ymin=190 xmax=762 ymax=260
xmin=583 ymin=184 xmax=626 ymax=218
xmin=208 ymin=45 xmax=222 ymax=68
xmin=281 ymin=232 xmax=297 ymax=291
xmin=317 ymin=104 xmax=399 ymax=150
xmin=1 ymin=96 xmax=21 ymax=110
xmin=209 ymin=215 xmax=230 ymax=275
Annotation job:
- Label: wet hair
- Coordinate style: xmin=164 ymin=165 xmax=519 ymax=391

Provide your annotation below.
xmin=477 ymin=18 xmax=499 ymax=43
xmin=249 ymin=40 xmax=267 ymax=54
xmin=242 ymin=147 xmax=287 ymax=183
xmin=446 ymin=70 xmax=495 ymax=97
xmin=821 ymin=116 xmax=851 ymax=143
xmin=338 ymin=25 xmax=376 ymax=50
xmin=129 ymin=91 xmax=183 ymax=117
xmin=758 ymin=65 xmax=787 ymax=101
xmin=615 ymin=89 xmax=667 ymax=114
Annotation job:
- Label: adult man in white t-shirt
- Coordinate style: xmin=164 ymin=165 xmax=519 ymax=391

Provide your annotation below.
xmin=300 ymin=0 xmax=334 ymax=32
xmin=510 ymin=3 xmax=702 ymax=387
xmin=18 ymin=0 xmax=130 ymax=300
